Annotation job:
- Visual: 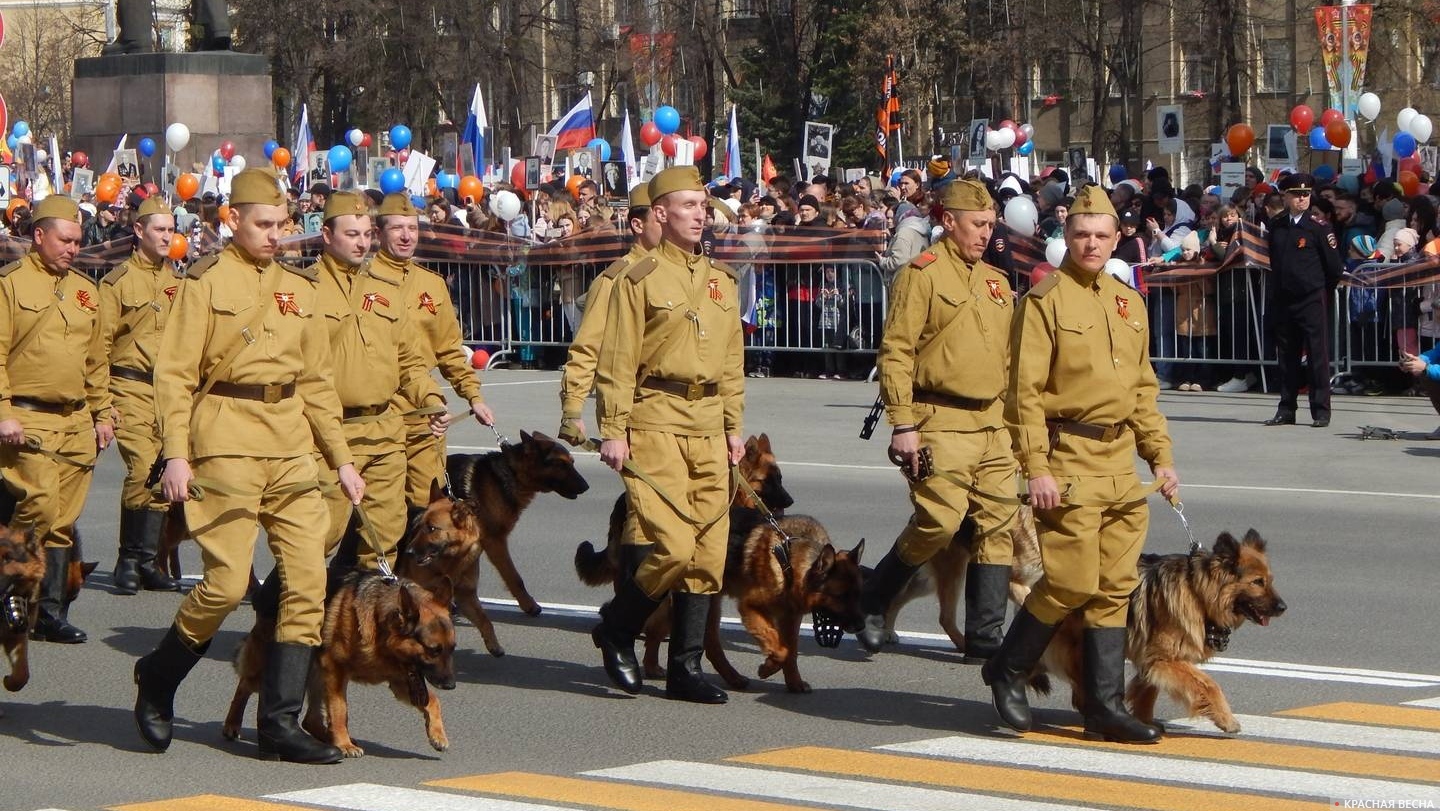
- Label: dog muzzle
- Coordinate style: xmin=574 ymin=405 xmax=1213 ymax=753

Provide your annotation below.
xmin=811 ymin=609 xmax=845 ymax=648
xmin=3 ymin=595 xmax=28 ymax=634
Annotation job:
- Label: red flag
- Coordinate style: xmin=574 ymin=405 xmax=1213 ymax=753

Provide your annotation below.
xmin=761 ymin=154 xmax=778 ymax=183
xmin=876 ymin=55 xmax=902 ymax=172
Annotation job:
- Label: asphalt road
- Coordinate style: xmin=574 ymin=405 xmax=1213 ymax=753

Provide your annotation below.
xmin=6 ymin=370 xmax=1440 ymax=810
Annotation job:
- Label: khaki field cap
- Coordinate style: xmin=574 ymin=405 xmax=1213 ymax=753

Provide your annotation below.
xmin=628 ymin=182 xmax=652 ymax=208
xmin=647 ymin=166 xmax=704 ymax=201
xmin=229 ymin=168 xmax=286 ymax=206
xmin=136 ymin=196 xmax=171 ymax=220
xmin=940 ymin=179 xmax=993 ymax=212
xmin=32 ymin=195 xmax=81 ymax=224
xmin=1069 ymin=184 xmax=1118 ymax=220
xmin=376 ymin=193 xmax=420 ymax=218
xmin=323 ymin=191 xmax=370 ymax=222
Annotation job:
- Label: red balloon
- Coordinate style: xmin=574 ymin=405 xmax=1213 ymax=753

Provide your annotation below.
xmin=1325 ymin=119 xmax=1352 ymax=149
xmin=1225 ymin=123 xmax=1255 ymax=156
xmin=1399 ymin=156 xmax=1423 ymax=175
xmin=1319 ymin=108 xmax=1345 ymax=129
xmin=998 ymin=119 xmax=1018 ymax=133
xmin=1013 ymin=128 xmax=1029 ymax=147
xmin=470 ymin=348 xmax=490 ymax=369
xmin=510 ymin=160 xmax=527 ymax=189
xmin=1030 ymin=264 xmax=1054 ymax=288
xmin=70 ymin=150 xmax=89 ymax=168
xmin=640 ymin=121 xmax=662 ymax=147
xmin=360 ymin=133 xmax=373 ymax=148
xmin=660 ymin=134 xmax=678 ymax=157
xmin=219 ymin=140 xmax=237 ymax=161
xmin=688 ymin=135 xmax=708 ymax=161
xmin=1290 ymin=105 xmax=1315 ymax=135
xmin=1400 ymin=170 xmax=1422 ymax=197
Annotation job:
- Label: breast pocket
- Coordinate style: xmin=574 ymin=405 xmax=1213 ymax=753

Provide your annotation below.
xmin=1054 ymin=316 xmax=1095 ymax=361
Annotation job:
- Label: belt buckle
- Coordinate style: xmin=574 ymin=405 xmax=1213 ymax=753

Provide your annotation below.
xmin=685 ymin=383 xmax=704 ymax=401
xmin=261 ymin=383 xmax=284 ymax=403
xmin=1101 ymin=425 xmax=1120 ymax=442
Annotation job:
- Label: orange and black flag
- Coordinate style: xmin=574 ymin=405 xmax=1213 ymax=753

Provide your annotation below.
xmin=876 ymin=55 xmax=902 ymax=172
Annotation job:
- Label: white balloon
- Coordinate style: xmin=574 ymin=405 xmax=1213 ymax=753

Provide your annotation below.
xmin=1020 ymin=123 xmax=1035 ymax=139
xmin=1003 ymin=195 xmax=1039 ymax=235
xmin=1044 ymin=238 xmax=1067 ymax=267
xmin=1397 ymin=107 xmax=1418 ymax=134
xmin=1103 ymin=258 xmax=1134 ymax=284
xmin=35 ymin=148 xmax=47 ymax=163
xmin=347 ymin=128 xmax=365 ymax=148
xmin=165 ymin=122 xmax=191 ymax=153
xmin=995 ymin=128 xmax=1017 ymax=150
xmin=230 ymin=155 xmax=246 ymax=172
xmin=1409 ymin=114 xmax=1433 ymax=144
xmin=984 ymin=129 xmax=1005 ymax=151
xmin=17 ymin=134 xmax=32 ymax=145
xmin=491 ymin=189 xmax=522 ymax=221
xmin=1357 ymin=92 xmax=1382 ymax=122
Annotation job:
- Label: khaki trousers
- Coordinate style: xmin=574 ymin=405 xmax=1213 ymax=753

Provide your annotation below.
xmin=895 ymin=427 xmax=1018 ymax=567
xmin=0 ymin=414 xmax=96 ymax=549
xmin=624 ymin=430 xmax=730 ymax=597
xmin=321 ymin=448 xmax=408 ymax=570
xmin=403 ymin=425 xmax=446 ymax=508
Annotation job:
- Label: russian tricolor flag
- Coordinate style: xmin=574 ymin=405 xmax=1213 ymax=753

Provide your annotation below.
xmin=461 ymin=83 xmax=487 ymax=175
xmin=546 ymin=93 xmax=595 ymax=151
xmin=292 ymin=103 xmax=314 ymax=190
xmin=724 ymin=105 xmax=741 ymax=180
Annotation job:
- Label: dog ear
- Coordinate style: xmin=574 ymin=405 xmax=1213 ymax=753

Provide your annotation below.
xmin=1241 ymin=529 xmax=1267 ymax=553
xmin=397 ymin=582 xmax=421 ymax=631
xmin=520 ymin=430 xmax=533 ymax=444
xmin=757 ymin=433 xmax=772 ymax=454
xmin=1212 ymin=532 xmax=1241 ymax=565
xmin=806 ymin=544 xmax=836 ymax=589
xmin=849 ymin=538 xmax=865 ymax=565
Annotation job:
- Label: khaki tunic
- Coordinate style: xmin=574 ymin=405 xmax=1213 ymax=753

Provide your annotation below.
xmin=100 ymin=251 xmax=181 ymax=510
xmin=596 ymin=239 xmax=744 ymax=596
xmin=1006 ymin=260 xmax=1174 ymax=628
xmin=877 ymin=239 xmax=1018 ymax=565
xmin=0 ymin=252 xmax=111 ymax=549
xmin=155 ymin=243 xmax=351 ymax=647
xmin=559 ymin=244 xmax=650 ymax=420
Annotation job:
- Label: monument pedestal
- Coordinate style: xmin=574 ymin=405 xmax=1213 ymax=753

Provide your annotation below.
xmin=72 ymin=52 xmax=273 ymax=179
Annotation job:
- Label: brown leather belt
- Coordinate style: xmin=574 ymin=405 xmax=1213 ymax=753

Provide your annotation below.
xmin=208 ymin=381 xmax=297 ymax=404
xmin=11 ymin=396 xmax=85 ymax=416
xmin=342 ymin=403 xmax=389 ymax=419
xmin=110 ymin=365 xmax=153 ymax=384
xmin=913 ymin=389 xmax=995 ymax=411
xmin=1047 ymin=419 xmax=1124 ymax=442
xmin=641 ymin=376 xmax=718 ymax=401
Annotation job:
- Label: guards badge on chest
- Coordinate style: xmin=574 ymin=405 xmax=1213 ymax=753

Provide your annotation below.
xmin=986 ymin=278 xmax=1005 ymax=303
xmin=707 ymin=278 xmax=723 ymax=302
xmin=1116 ymin=294 xmax=1130 ymax=320
xmin=275 ymin=292 xmax=301 ymax=315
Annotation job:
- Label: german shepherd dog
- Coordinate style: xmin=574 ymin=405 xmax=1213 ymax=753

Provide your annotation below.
xmin=573 ymin=434 xmax=795 ymax=678
xmin=1039 ymin=529 xmax=1286 ymax=733
xmin=302 ymin=573 xmax=458 ymax=757
xmin=0 ymin=525 xmax=45 ymax=703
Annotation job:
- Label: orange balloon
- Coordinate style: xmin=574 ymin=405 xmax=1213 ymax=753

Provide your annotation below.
xmin=1324 ymin=119 xmax=1352 ymax=149
xmin=217 ymin=204 xmax=231 ymax=223
xmin=176 ymin=173 xmax=200 ymax=201
xmin=565 ymin=174 xmax=585 ymax=196
xmin=167 ymin=233 xmax=188 ymax=261
xmin=100 ymin=172 xmax=121 ymax=187
xmin=1399 ymin=170 xmax=1421 ymax=197
xmin=1225 ymin=123 xmax=1255 ymax=156
xmin=458 ymin=175 xmax=483 ymax=204
xmin=271 ymin=147 xmax=291 ymax=169
xmin=95 ymin=179 xmax=121 ymax=204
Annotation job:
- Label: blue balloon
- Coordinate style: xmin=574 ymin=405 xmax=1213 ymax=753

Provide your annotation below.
xmin=12 ymin=121 xmax=29 ymax=138
xmin=1017 ymin=140 xmax=1035 ymax=157
xmin=138 ymin=137 xmax=157 ymax=158
xmin=212 ymin=152 xmax=227 ymax=172
xmin=654 ymin=105 xmax=681 ymax=136
xmin=1313 ymin=164 xmax=1336 ymax=182
xmin=436 ymin=171 xmax=458 ymax=190
xmin=889 ymin=168 xmax=904 ymax=186
xmin=328 ymin=144 xmax=353 ymax=173
xmin=390 ymin=124 xmax=413 ymax=150
xmin=6 ymin=135 xmax=16 ymax=151
xmin=1108 ymin=163 xmax=1127 ymax=184
xmin=1309 ymin=127 xmax=1332 ymax=151
xmin=263 ymin=139 xmax=279 ymax=160
xmin=586 ymin=137 xmax=612 ymax=161
xmin=410 ymin=194 xmax=427 ymax=208
xmin=1394 ymin=131 xmax=1418 ymax=159
xmin=379 ymin=167 xmax=406 ymax=195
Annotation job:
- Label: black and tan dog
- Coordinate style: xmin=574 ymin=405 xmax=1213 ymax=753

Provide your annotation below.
xmin=0 ymin=525 xmax=45 ymax=703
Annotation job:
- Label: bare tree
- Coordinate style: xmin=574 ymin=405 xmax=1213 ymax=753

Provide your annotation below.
xmin=0 ymin=2 xmax=105 ymax=145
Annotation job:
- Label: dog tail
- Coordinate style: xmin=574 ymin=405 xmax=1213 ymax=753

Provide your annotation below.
xmin=574 ymin=540 xmax=617 ymax=586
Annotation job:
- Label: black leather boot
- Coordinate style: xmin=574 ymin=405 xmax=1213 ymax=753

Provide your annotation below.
xmin=113 ymin=508 xmax=142 ymax=595
xmin=980 ymin=608 xmax=1057 ymax=731
xmin=665 ymin=591 xmax=727 ymax=704
xmin=591 ymin=577 xmax=661 ymax=694
xmin=257 ymin=642 xmax=342 ymax=763
xmin=855 ymin=546 xmax=920 ymax=652
xmin=618 ymin=543 xmax=653 ymax=587
xmin=1081 ymin=627 xmax=1161 ymax=744
xmin=31 ymin=547 xmax=87 ymax=643
xmin=134 ymin=509 xmax=180 ymax=592
xmin=962 ymin=563 xmax=1011 ymax=664
xmin=133 ymin=625 xmax=208 ymax=751
xmin=251 ymin=566 xmax=281 ymax=620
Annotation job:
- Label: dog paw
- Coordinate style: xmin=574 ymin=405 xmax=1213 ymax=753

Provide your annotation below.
xmin=339 ymin=743 xmax=365 ymax=758
xmin=221 ymin=724 xmax=240 ymax=741
xmin=786 ymin=680 xmax=812 ymax=694
xmin=485 ymin=643 xmax=506 ymax=657
xmin=3 ymin=675 xmax=26 ymax=693
xmin=1217 ymin=717 xmax=1241 ymax=734
xmin=520 ymin=601 xmax=542 ymax=617
xmin=757 ymin=659 xmax=782 ymax=679
xmin=429 ymin=732 xmax=449 ymax=752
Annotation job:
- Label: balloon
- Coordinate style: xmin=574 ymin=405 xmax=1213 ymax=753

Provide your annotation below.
xmin=71 ymin=151 xmax=89 ymax=168
xmin=1029 ymin=264 xmax=1053 ymax=288
xmin=660 ymin=134 xmax=678 ymax=157
xmin=1312 ymin=164 xmax=1336 ymax=183
xmin=458 ymin=175 xmax=483 ymax=204
xmin=1225 ymin=123 xmax=1255 ymax=155
xmin=176 ymin=174 xmax=200 ymax=200
xmin=138 ymin=138 xmax=157 ymax=158
xmin=1104 ymin=259 xmax=1133 ymax=280
xmin=1289 ymin=105 xmax=1315 ymax=134
xmin=11 ymin=121 xmax=29 ymax=138
xmin=654 ymin=105 xmax=681 ymax=135
xmin=379 ymin=167 xmax=406 ymax=195
xmin=360 ymin=133 xmax=373 ymax=148
xmin=510 ymin=160 xmax=527 ymax=188
xmin=565 ymin=174 xmax=585 ymax=196
xmin=490 ymin=189 xmax=522 ymax=221
xmin=1002 ymin=195 xmax=1039 ymax=235
xmin=1013 ymin=126 xmax=1029 ymax=147
xmin=230 ymin=155 xmax=246 ymax=172
xmin=1394 ymin=131 xmax=1417 ymax=159
xmin=165 ymin=122 xmax=190 ymax=153
xmin=211 ymin=152 xmax=227 ymax=173
xmin=639 ymin=121 xmax=662 ymax=147
xmin=470 ymin=348 xmax=490 ymax=369
xmin=998 ymin=119 xmax=1017 ymax=134
xmin=219 ymin=140 xmax=237 ymax=161
xmin=1309 ymin=127 xmax=1332 ymax=151
xmin=1017 ymin=140 xmax=1034 ymax=157
xmin=100 ymin=172 xmax=121 ymax=186
xmin=263 ymin=139 xmax=279 ymax=159
xmin=95 ymin=180 xmax=121 ymax=204
xmin=995 ymin=128 xmax=1016 ymax=150
xmin=389 ymin=125 xmax=413 ymax=150
xmin=327 ymin=144 xmax=352 ymax=173
xmin=395 ymin=148 xmax=410 ymax=166
xmin=1020 ymin=123 xmax=1034 ymax=139
xmin=1319 ymin=108 xmax=1344 ymax=129
xmin=34 ymin=148 xmax=47 ymax=163
xmin=1398 ymin=107 xmax=1419 ymax=133
xmin=1399 ymin=155 xmax=1423 ymax=175
xmin=218 ymin=204 xmax=231 ymax=223
xmin=436 ymin=171 xmax=458 ymax=189
xmin=1410 ymin=114 xmax=1433 ymax=144
xmin=1044 ymin=238 xmax=1067 ymax=267
xmin=5 ymin=136 xmax=15 ymax=151
xmin=586 ymin=137 xmax=613 ymax=161
xmin=1357 ymin=92 xmax=1382 ymax=122
xmin=1324 ymin=120 xmax=1351 ymax=149
xmin=167 ymin=233 xmax=189 ymax=261
xmin=347 ymin=128 xmax=365 ymax=148
xmin=410 ymin=194 xmax=427 ymax=208
xmin=271 ymin=147 xmax=291 ymax=169
xmin=984 ymin=129 xmax=1005 ymax=151
xmin=688 ymin=135 xmax=708 ymax=160
xmin=1108 ymin=164 xmax=1127 ymax=184
xmin=1399 ymin=170 xmax=1422 ymax=197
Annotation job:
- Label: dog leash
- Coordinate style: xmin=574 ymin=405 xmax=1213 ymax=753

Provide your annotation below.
xmin=733 ymin=472 xmax=797 ymax=576
xmin=20 ymin=435 xmax=94 ymax=470
xmin=352 ymin=502 xmax=399 ymax=583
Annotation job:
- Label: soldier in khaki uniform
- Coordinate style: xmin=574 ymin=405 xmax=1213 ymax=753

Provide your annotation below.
xmin=859 ymin=180 xmax=1018 ymax=664
xmin=557 ymin=183 xmax=661 ymax=582
xmin=99 ymin=196 xmax=183 ymax=595
xmin=984 ymin=185 xmax=1179 ymax=744
xmin=0 ymin=195 xmax=113 ymax=644
xmin=372 ymin=194 xmax=492 ymax=519
xmin=134 ymin=169 xmax=362 ymax=764
xmin=591 ymin=167 xmax=745 ymax=704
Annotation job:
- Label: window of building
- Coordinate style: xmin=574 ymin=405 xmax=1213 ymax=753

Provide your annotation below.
xmin=1035 ymin=52 xmax=1068 ymax=98
xmin=1181 ymin=48 xmax=1214 ymax=95
xmin=1258 ymin=38 xmax=1292 ymax=93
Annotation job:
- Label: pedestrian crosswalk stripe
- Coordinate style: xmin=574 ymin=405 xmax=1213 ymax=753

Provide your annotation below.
xmin=729 ymin=746 xmax=1319 ymax=811
xmin=111 ymin=795 xmax=314 ymax=811
xmin=268 ymin=784 xmax=578 ymax=811
xmin=880 ymin=736 xmax=1440 ymax=804
xmin=584 ymin=760 xmax=1112 ymax=811
xmin=432 ymin=772 xmax=855 ymax=811
xmin=1170 ymin=714 xmax=1440 ymax=755
xmin=1405 ymin=696 xmax=1440 ymax=709
xmin=1278 ymin=701 xmax=1440 ymax=731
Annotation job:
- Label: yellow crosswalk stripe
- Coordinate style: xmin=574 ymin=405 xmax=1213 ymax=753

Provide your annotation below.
xmin=111 ymin=796 xmax=312 ymax=811
xmin=731 ymin=746 xmax=1318 ymax=811
xmin=1278 ymin=702 xmax=1440 ymax=731
xmin=429 ymin=772 xmax=820 ymax=811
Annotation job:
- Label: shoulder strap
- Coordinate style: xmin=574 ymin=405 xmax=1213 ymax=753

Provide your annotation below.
xmin=0 ymin=260 xmax=21 ymax=279
xmin=623 ymin=256 xmax=659 ymax=282
xmin=193 ymin=266 xmax=287 ymax=402
xmin=185 ymin=254 xmax=220 ymax=280
xmin=600 ymin=256 xmax=632 ymax=280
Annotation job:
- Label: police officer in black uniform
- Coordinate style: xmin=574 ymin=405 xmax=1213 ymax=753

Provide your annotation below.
xmin=1263 ymin=173 xmax=1343 ymax=428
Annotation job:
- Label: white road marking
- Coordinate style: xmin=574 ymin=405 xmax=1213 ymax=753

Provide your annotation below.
xmin=1403 ymin=696 xmax=1440 ymax=709
xmin=1164 ymin=714 xmax=1440 ymax=755
xmin=269 ymin=784 xmax=580 ymax=811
